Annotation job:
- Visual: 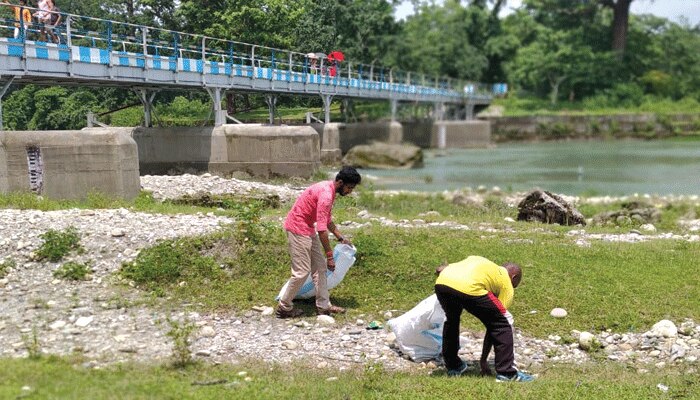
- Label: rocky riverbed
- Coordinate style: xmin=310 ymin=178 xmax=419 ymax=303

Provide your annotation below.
xmin=0 ymin=174 xmax=698 ymax=375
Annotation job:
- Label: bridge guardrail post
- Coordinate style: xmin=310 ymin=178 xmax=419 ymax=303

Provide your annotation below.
xmin=141 ymin=27 xmax=148 ymax=70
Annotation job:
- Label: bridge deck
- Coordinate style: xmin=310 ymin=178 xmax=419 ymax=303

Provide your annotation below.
xmin=0 ymin=4 xmax=493 ymax=105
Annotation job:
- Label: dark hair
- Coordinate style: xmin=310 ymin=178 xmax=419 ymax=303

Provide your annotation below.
xmin=335 ymin=166 xmax=361 ymax=185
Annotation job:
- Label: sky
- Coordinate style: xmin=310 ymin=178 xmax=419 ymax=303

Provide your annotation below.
xmin=395 ymin=0 xmax=700 ymax=26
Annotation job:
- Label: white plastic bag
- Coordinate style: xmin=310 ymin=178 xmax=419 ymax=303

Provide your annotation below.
xmin=387 ymin=294 xmax=446 ymax=362
xmin=275 ymin=243 xmax=356 ymax=300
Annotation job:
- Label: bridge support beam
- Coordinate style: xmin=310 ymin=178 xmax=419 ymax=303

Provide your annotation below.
xmin=321 ymin=95 xmax=333 ymax=124
xmin=134 ymin=89 xmax=157 ymax=128
xmin=0 ymin=77 xmax=15 ymax=131
xmin=265 ymin=94 xmax=277 ymax=125
xmin=205 ymin=88 xmax=226 ymax=127
xmin=390 ymin=99 xmax=398 ymax=122
xmin=434 ymin=102 xmax=446 ymax=149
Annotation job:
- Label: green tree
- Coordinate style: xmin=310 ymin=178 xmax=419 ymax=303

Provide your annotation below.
xmin=3 ymin=86 xmax=38 ymax=130
xmin=398 ymin=1 xmax=487 ymax=80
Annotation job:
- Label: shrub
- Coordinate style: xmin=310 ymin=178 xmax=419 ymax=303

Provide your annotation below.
xmin=35 ymin=227 xmax=83 ymax=262
xmin=165 ymin=317 xmax=196 ymax=368
xmin=120 ymin=238 xmax=221 ymax=289
xmin=53 ymin=261 xmax=91 ymax=281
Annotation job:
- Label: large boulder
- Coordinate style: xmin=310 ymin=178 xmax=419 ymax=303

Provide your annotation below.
xmin=342 ymin=142 xmax=423 ymax=169
xmin=517 ymin=190 xmax=586 ymax=226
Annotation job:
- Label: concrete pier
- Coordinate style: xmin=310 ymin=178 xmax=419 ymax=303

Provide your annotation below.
xmin=430 ymin=120 xmax=491 ymax=148
xmin=132 ymin=125 xmax=320 ymax=179
xmin=0 ymin=128 xmax=140 ymax=200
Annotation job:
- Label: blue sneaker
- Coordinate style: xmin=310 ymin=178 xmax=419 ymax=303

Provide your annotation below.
xmin=496 ymin=371 xmax=535 ymax=382
xmin=446 ymin=360 xmax=469 ymax=377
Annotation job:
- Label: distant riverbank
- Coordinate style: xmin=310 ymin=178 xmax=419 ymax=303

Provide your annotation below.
xmin=482 ymin=113 xmax=700 ymax=142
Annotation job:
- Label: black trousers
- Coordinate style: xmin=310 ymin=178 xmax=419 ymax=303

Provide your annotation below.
xmin=435 ymin=284 xmax=516 ymax=375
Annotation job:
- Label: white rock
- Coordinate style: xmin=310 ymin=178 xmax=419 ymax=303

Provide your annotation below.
xmin=640 ymin=224 xmax=657 ymax=233
xmin=74 ymin=316 xmax=94 ymax=327
xmin=326 ymin=377 xmax=338 ymax=382
xmin=579 ymin=331 xmax=598 ymax=351
xmin=195 ymin=349 xmax=211 ymax=357
xmin=200 ymin=326 xmax=216 ymax=338
xmin=49 ymin=320 xmax=67 ymax=330
xmin=384 ymin=332 xmax=396 ymax=346
xmin=383 ymin=311 xmax=393 ymax=319
xmin=111 ymin=229 xmax=126 ymax=237
xmin=281 ymin=340 xmax=298 ymax=350
xmin=650 ymin=320 xmax=678 ymax=338
xmin=260 ymin=307 xmax=274 ymax=316
xmin=504 ymin=217 xmax=515 ymax=222
xmin=550 ymin=308 xmax=568 ymax=318
xmin=317 ymin=315 xmax=336 ymax=325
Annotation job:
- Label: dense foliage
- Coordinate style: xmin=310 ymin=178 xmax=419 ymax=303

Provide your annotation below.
xmin=1 ymin=0 xmax=698 ymax=129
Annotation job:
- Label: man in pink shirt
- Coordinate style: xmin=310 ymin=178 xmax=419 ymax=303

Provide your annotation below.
xmin=276 ymin=166 xmax=361 ymax=318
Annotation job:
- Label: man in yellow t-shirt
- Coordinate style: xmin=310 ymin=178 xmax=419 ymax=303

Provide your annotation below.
xmin=435 ymin=255 xmax=534 ymax=382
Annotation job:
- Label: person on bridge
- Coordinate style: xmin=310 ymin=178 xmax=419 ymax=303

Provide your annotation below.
xmin=275 ymin=166 xmax=361 ymax=319
xmin=33 ymin=0 xmax=52 ymax=42
xmin=13 ymin=0 xmax=33 ymax=39
xmin=435 ymin=256 xmax=535 ymax=382
xmin=45 ymin=2 xmax=62 ymax=44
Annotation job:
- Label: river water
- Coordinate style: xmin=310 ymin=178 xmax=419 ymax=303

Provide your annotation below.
xmin=361 ymin=139 xmax=700 ymax=196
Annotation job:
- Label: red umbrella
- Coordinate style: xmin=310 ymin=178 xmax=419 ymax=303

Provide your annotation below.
xmin=328 ymin=51 xmax=345 ymax=62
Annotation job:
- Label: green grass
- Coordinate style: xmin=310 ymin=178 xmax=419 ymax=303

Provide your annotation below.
xmin=116 ymin=222 xmax=700 ymax=337
xmin=0 ymin=258 xmax=15 ymax=278
xmin=493 ymin=96 xmax=700 ymax=117
xmin=0 ymin=357 xmax=697 ymax=399
xmin=53 ymin=261 xmax=92 ymax=281
xmin=35 ymin=227 xmax=83 ymax=262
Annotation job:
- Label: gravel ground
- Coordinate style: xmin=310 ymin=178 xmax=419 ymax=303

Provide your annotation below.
xmin=0 ymin=174 xmax=698 ymax=374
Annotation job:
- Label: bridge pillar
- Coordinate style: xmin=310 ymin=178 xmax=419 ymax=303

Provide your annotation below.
xmin=0 ymin=78 xmax=15 ymax=131
xmin=134 ymin=89 xmax=158 ymax=128
xmin=390 ymin=99 xmax=398 ymax=122
xmin=265 ymin=94 xmax=277 ymax=125
xmin=464 ymin=103 xmax=475 ymax=120
xmin=434 ymin=103 xmax=446 ymax=149
xmin=205 ymin=88 xmax=226 ymax=127
xmin=321 ymin=95 xmax=333 ymax=124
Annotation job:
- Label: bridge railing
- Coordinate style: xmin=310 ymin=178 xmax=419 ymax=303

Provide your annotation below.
xmin=0 ymin=2 xmax=494 ymax=100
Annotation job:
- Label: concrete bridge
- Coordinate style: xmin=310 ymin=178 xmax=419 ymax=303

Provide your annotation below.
xmin=0 ymin=3 xmax=495 ymax=199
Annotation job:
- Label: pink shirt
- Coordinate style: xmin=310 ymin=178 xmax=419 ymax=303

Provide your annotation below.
xmin=284 ymin=180 xmax=336 ymax=236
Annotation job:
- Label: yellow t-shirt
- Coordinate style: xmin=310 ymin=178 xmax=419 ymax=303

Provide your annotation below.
xmin=435 ymin=255 xmax=514 ymax=309
xmin=14 ymin=7 xmax=32 ymax=27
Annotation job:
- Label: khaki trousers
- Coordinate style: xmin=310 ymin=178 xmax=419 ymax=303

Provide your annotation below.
xmin=278 ymin=231 xmax=330 ymax=310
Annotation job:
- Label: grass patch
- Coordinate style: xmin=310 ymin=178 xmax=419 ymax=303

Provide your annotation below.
xmin=118 ymin=221 xmax=700 ymax=337
xmin=35 ymin=227 xmax=83 ymax=262
xmin=0 ymin=258 xmax=15 ymax=278
xmin=53 ymin=261 xmax=92 ymax=281
xmin=0 ymin=357 xmax=697 ymax=399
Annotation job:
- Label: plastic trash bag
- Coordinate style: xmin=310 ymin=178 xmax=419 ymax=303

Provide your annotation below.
xmin=387 ymin=294 xmax=446 ymax=362
xmin=275 ymin=243 xmax=356 ymax=300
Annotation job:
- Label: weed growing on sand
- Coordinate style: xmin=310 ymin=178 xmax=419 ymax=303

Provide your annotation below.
xmin=35 ymin=227 xmax=83 ymax=262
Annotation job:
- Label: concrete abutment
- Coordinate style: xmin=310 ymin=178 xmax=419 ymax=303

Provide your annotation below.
xmin=0 ymin=128 xmax=140 ymax=200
